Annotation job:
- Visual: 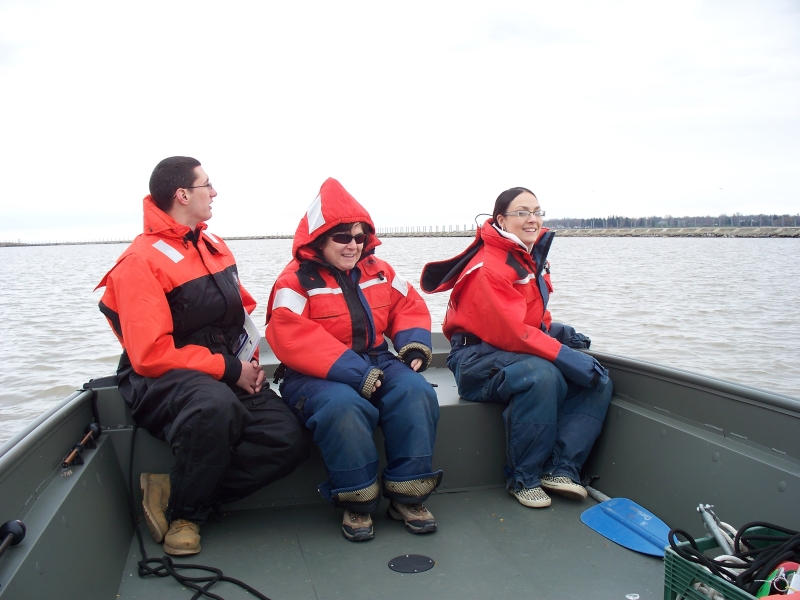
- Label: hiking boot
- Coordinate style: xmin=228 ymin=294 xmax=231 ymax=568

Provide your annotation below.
xmin=509 ymin=486 xmax=551 ymax=508
xmin=387 ymin=500 xmax=437 ymax=534
xmin=140 ymin=473 xmax=170 ymax=543
xmin=163 ymin=519 xmax=201 ymax=555
xmin=541 ymin=475 xmax=588 ymax=500
xmin=342 ymin=510 xmax=374 ymax=542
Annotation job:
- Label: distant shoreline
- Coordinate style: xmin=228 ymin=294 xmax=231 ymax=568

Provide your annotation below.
xmin=1 ymin=226 xmax=799 ymax=247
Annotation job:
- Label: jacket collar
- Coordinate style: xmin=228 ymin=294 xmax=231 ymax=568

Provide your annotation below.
xmin=142 ymin=195 xmax=209 ymax=240
xmin=481 ymin=219 xmax=549 ymax=255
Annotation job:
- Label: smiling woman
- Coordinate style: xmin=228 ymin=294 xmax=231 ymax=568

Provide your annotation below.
xmin=265 ymin=177 xmax=442 ymax=542
xmin=317 ymin=222 xmax=367 ymax=271
xmin=493 ymin=187 xmax=545 ymax=252
xmin=421 ymin=185 xmax=612 ymax=509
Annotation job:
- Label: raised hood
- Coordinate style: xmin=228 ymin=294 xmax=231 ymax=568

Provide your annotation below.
xmin=292 ymin=178 xmax=380 ymax=262
xmin=421 ymin=219 xmax=552 ymax=294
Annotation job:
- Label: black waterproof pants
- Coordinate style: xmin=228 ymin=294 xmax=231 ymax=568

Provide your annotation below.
xmin=120 ymin=367 xmax=310 ymax=524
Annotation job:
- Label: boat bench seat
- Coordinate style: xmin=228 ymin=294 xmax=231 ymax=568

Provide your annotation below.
xmin=93 ymin=363 xmax=510 ymax=512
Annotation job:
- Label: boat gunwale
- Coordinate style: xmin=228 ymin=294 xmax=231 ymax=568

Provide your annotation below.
xmin=591 ymin=349 xmax=800 ymax=412
xmin=0 ymin=389 xmax=92 ymax=471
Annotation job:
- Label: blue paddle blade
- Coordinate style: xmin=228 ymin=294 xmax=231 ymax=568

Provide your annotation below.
xmin=580 ymin=497 xmax=670 ymax=557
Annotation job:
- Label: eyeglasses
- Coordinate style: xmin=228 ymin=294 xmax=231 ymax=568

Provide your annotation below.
xmin=330 ymin=233 xmax=367 ymax=245
xmin=504 ymin=210 xmax=545 ymax=218
xmin=186 ymin=182 xmax=214 ymax=190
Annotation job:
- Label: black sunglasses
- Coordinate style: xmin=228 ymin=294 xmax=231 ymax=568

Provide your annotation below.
xmin=330 ymin=233 xmax=367 ymax=245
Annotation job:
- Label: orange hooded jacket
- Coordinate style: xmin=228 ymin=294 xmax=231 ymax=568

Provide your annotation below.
xmin=265 ymin=178 xmax=432 ymax=391
xmin=421 ymin=219 xmax=562 ymax=361
xmin=96 ymin=196 xmax=255 ymax=384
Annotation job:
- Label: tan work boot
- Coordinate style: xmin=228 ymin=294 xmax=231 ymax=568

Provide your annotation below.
xmin=163 ymin=519 xmax=201 ymax=555
xmin=140 ymin=473 xmax=170 ymax=543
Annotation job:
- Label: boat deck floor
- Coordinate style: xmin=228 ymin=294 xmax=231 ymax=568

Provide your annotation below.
xmin=117 ymin=487 xmax=665 ymax=600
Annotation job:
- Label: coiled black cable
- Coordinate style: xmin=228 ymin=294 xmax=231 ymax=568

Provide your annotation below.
xmin=126 ymin=425 xmax=272 ymax=600
xmin=668 ymin=523 xmax=800 ymax=595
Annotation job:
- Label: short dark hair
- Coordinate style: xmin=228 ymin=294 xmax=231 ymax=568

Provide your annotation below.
xmin=492 ymin=187 xmax=536 ymax=223
xmin=149 ymin=156 xmax=202 ymax=212
xmin=312 ymin=222 xmax=372 ymax=251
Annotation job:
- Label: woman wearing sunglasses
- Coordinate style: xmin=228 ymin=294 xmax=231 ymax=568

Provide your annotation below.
xmin=266 ymin=178 xmax=441 ymax=542
xmin=420 ymin=187 xmax=612 ymax=509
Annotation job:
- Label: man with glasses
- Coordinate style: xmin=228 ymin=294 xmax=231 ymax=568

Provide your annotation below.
xmin=96 ymin=156 xmax=309 ymax=555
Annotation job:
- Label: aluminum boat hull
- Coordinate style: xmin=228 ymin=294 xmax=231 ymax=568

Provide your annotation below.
xmin=1 ymin=333 xmax=798 ymax=599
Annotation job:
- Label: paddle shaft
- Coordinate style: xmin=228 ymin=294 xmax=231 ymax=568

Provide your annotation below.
xmin=585 ymin=485 xmax=611 ymax=503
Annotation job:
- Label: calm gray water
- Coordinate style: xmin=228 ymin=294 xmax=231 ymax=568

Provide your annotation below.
xmin=1 ymin=237 xmax=798 ymax=445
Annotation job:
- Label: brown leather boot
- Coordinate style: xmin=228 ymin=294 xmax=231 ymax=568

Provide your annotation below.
xmin=140 ymin=473 xmax=170 ymax=543
xmin=341 ymin=511 xmax=374 ymax=542
xmin=163 ymin=519 xmax=201 ymax=555
xmin=387 ymin=501 xmax=437 ymax=534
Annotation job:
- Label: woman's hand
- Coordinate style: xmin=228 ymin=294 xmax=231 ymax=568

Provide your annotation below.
xmin=397 ymin=344 xmax=431 ymax=374
xmin=361 ymin=367 xmax=385 ymax=399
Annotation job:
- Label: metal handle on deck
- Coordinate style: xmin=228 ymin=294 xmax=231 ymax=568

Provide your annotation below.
xmin=0 ymin=520 xmax=26 ymax=559
xmin=697 ymin=504 xmax=734 ymax=555
xmin=61 ymin=423 xmax=102 ymax=469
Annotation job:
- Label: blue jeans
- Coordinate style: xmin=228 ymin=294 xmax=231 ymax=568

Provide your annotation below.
xmin=447 ymin=339 xmax=612 ymax=491
xmin=280 ymin=352 xmax=440 ymax=506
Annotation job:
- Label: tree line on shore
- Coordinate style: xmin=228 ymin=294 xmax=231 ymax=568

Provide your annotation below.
xmin=545 ymin=213 xmax=799 ymax=229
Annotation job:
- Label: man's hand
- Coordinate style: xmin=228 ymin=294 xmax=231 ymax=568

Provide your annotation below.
xmin=372 ymin=378 xmax=382 ymax=394
xmin=409 ymin=358 xmax=423 ymax=372
xmin=236 ymin=359 xmax=264 ymax=394
xmin=253 ymin=359 xmax=265 ymax=391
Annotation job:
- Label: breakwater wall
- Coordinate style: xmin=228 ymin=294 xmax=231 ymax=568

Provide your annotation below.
xmin=239 ymin=227 xmax=798 ymax=239
xmin=2 ymin=227 xmax=799 ymax=247
xmin=362 ymin=227 xmax=800 ymax=239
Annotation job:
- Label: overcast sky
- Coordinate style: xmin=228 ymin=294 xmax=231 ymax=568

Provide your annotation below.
xmin=1 ymin=0 xmax=798 ymax=242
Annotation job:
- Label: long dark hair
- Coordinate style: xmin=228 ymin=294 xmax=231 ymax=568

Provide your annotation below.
xmin=492 ymin=187 xmax=536 ymax=223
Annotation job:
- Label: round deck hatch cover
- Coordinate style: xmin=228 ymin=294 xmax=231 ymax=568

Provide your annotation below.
xmin=388 ymin=554 xmax=434 ymax=573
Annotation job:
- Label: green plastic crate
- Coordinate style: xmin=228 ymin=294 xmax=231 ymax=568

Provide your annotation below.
xmin=663 ymin=527 xmax=780 ymax=600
